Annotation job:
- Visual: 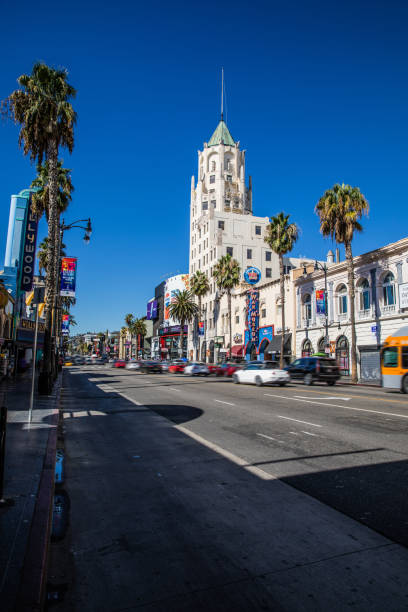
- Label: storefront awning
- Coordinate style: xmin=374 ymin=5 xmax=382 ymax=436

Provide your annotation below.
xmin=231 ymin=344 xmax=244 ymax=356
xmin=265 ymin=333 xmax=292 ymax=354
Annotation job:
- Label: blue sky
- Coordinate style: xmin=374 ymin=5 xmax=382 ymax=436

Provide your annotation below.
xmin=1 ymin=0 xmax=407 ymax=333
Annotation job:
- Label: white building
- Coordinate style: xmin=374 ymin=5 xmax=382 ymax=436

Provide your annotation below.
xmin=188 ymin=117 xmax=314 ymax=361
xmin=295 ymin=237 xmax=408 ymax=383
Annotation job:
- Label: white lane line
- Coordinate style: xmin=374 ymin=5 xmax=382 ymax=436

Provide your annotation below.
xmin=257 ymin=433 xmax=278 ymax=442
xmin=264 ymin=393 xmax=408 ymax=420
xmin=175 ymin=425 xmax=276 ymax=481
xmin=168 ymin=387 xmax=181 ymax=392
xmin=289 ymin=432 xmax=299 ymax=435
xmin=302 ymin=431 xmax=318 ymax=437
xmin=277 ymin=414 xmax=322 ymax=428
xmin=295 ymin=395 xmax=351 ymax=401
xmin=214 ymin=399 xmax=235 ymax=406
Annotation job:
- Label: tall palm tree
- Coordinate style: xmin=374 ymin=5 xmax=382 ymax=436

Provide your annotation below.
xmin=168 ymin=290 xmax=199 ymax=359
xmin=31 ymin=160 xmax=73 ymax=220
xmin=265 ymin=212 xmax=299 ymax=369
xmin=190 ymin=270 xmax=210 ymax=359
xmin=2 ymin=62 xmax=77 ymax=393
xmin=213 ymin=254 xmax=241 ymax=360
xmin=133 ymin=318 xmax=147 ymax=358
xmin=125 ymin=313 xmax=135 ymax=357
xmin=315 ymin=183 xmax=369 ymax=382
xmin=37 ymin=237 xmax=66 ymax=275
xmin=120 ymin=326 xmax=128 ymax=359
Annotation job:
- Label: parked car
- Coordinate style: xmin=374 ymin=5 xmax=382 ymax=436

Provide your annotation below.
xmin=184 ymin=362 xmax=210 ymax=376
xmin=169 ymin=361 xmax=186 ymax=373
xmin=233 ymin=361 xmax=290 ymax=386
xmin=125 ymin=360 xmax=141 ymax=370
xmin=139 ymin=361 xmax=162 ymax=373
xmin=285 ymin=356 xmax=340 ymax=385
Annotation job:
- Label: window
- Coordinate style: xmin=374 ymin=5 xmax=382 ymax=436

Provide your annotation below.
xmin=383 ymin=347 xmax=398 ymax=368
xmin=265 ymin=268 xmax=272 ymax=278
xmin=337 ymin=284 xmax=348 ymax=314
xmin=261 ymin=308 xmax=266 ymax=318
xmin=255 ymin=226 xmax=261 ymax=235
xmin=225 ymin=159 xmax=230 ymax=170
xmin=383 ymin=272 xmax=396 ymax=306
xmin=199 ymin=229 xmax=201 ymax=238
xmin=402 ymin=347 xmax=408 ymax=369
xmin=247 ymin=249 xmax=252 ymax=259
xmin=211 ymin=161 xmax=216 ymax=171
xmin=265 ymin=251 xmax=271 ymax=261
xmin=218 ymin=221 xmax=224 ymax=230
xmin=227 ymin=247 xmax=233 ymax=256
xmin=226 ymin=175 xmax=232 ymax=182
xmin=210 ymin=175 xmax=215 ymax=184
xmin=210 ymin=189 xmax=215 ymax=193
xmin=284 ymin=265 xmax=292 ymax=274
xmin=202 ymin=202 xmax=208 ymax=211
xmin=199 ymin=244 xmax=201 ymax=253
xmin=225 ymin=200 xmax=230 ymax=207
xmin=303 ymin=294 xmax=312 ymax=320
xmin=358 ymin=279 xmax=371 ymax=311
xmin=211 ymin=200 xmax=216 ymax=208
xmin=235 ymin=315 xmax=239 ymax=323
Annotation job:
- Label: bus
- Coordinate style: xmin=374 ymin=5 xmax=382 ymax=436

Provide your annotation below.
xmin=381 ymin=326 xmax=408 ymax=393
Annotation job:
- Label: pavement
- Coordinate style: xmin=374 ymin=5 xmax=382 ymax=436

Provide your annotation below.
xmin=47 ymin=367 xmax=408 ymax=611
xmin=0 ymin=371 xmax=60 ymax=612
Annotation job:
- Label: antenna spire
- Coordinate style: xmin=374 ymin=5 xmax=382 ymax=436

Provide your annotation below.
xmin=221 ymin=67 xmax=224 ymax=121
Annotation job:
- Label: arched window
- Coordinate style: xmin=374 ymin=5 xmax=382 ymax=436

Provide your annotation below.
xmin=318 ymin=337 xmax=326 ymax=352
xmin=302 ymin=339 xmax=313 ymax=357
xmin=336 ymin=336 xmax=349 ymax=376
xmin=337 ymin=284 xmax=348 ymax=315
xmin=303 ymin=294 xmax=311 ymax=321
xmin=358 ymin=278 xmax=371 ymax=311
xmin=383 ymin=272 xmax=396 ymax=306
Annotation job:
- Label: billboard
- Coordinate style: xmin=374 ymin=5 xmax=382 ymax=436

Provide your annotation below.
xmin=60 ymin=257 xmax=77 ymax=297
xmin=147 ymin=299 xmax=158 ymax=320
xmin=316 ymin=289 xmax=326 ymax=315
xmin=164 ymin=274 xmax=189 ymax=324
xmin=20 ymin=195 xmax=39 ymax=292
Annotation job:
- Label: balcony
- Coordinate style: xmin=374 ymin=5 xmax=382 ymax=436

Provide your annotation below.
xmin=358 ymin=309 xmax=371 ymax=320
xmin=382 ymin=304 xmax=396 ymax=315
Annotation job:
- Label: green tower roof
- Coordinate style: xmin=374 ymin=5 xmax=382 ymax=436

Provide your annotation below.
xmin=208 ymin=119 xmax=235 ymax=147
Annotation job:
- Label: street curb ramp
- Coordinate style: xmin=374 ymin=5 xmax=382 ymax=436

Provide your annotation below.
xmin=15 ymin=375 xmax=62 ymax=612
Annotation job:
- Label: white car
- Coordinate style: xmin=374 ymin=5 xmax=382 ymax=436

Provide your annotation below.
xmin=233 ymin=361 xmax=290 ymax=386
xmin=125 ymin=361 xmax=141 ymax=370
xmin=184 ymin=362 xmax=210 ymax=376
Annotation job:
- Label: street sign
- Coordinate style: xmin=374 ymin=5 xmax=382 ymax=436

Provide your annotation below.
xmin=371 ymin=325 xmax=378 ymax=333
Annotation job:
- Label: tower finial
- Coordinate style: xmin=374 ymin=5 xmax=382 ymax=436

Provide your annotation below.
xmin=221 ymin=67 xmax=224 ymax=121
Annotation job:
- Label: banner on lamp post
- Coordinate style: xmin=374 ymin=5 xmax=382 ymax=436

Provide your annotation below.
xmin=60 ymin=257 xmax=77 ymax=297
xmin=316 ymin=289 xmax=326 ymax=315
xmin=61 ymin=314 xmax=70 ymax=336
xmin=198 ymin=321 xmax=204 ymax=336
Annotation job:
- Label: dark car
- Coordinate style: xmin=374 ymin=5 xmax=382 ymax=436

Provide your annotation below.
xmin=285 ymin=357 xmax=340 ymax=385
xmin=139 ymin=361 xmax=162 ymax=374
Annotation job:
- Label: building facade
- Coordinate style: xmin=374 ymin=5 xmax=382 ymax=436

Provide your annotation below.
xmin=295 ymin=237 xmax=408 ymax=382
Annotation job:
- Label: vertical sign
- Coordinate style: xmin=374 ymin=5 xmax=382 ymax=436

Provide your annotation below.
xmin=316 ymin=289 xmax=326 ymax=315
xmin=60 ymin=257 xmax=77 ymax=297
xmin=20 ymin=195 xmax=39 ymax=292
xmin=246 ymin=289 xmax=259 ymax=346
xmin=61 ymin=314 xmax=70 ymax=335
xmin=198 ymin=321 xmax=204 ymax=336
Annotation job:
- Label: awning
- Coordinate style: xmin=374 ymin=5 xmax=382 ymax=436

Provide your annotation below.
xmin=265 ymin=333 xmax=292 ymax=354
xmin=231 ymin=345 xmax=244 ymax=356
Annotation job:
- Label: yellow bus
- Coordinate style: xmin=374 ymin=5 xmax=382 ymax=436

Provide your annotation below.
xmin=381 ymin=326 xmax=408 ymax=393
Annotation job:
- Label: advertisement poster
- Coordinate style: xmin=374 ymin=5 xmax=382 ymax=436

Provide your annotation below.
xmin=146 ymin=300 xmax=158 ymax=320
xmin=164 ymin=274 xmax=189 ymax=323
xmin=20 ymin=195 xmax=39 ymax=292
xmin=61 ymin=314 xmax=70 ymax=336
xmin=198 ymin=321 xmax=204 ymax=336
xmin=316 ymin=289 xmax=326 ymax=315
xmin=399 ymin=283 xmax=408 ymax=309
xmin=60 ymin=257 xmax=77 ymax=297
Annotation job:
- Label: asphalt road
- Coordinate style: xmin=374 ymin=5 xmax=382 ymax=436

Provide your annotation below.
xmin=84 ymin=367 xmax=408 ymax=547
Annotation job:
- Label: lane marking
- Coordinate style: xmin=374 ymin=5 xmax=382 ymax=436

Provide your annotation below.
xmin=175 ymin=425 xmax=276 ymax=481
xmin=295 ymin=395 xmax=351 ymax=401
xmin=277 ymin=386 xmax=408 ymax=406
xmin=257 ymin=433 xmax=278 ymax=442
xmin=302 ymin=431 xmax=318 ymax=437
xmin=168 ymin=387 xmax=181 ymax=392
xmin=264 ymin=393 xmax=408 ymax=419
xmin=214 ymin=399 xmax=235 ymax=406
xmin=277 ymin=414 xmax=322 ymax=428
xmin=289 ymin=432 xmax=299 ymax=435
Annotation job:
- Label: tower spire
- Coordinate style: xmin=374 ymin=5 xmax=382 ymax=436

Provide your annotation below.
xmin=221 ymin=67 xmax=224 ymax=122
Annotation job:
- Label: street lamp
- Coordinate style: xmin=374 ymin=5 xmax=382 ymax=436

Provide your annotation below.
xmin=313 ymin=260 xmax=329 ymax=350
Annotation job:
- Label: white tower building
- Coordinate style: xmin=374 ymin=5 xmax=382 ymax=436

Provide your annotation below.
xmin=188 ymin=117 xmax=280 ymax=361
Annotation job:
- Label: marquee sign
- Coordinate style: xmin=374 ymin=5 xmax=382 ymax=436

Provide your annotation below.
xmin=246 ymin=288 xmax=259 ymax=346
xmin=244 ymin=267 xmax=261 ymax=285
xmin=20 ymin=196 xmax=39 ymax=292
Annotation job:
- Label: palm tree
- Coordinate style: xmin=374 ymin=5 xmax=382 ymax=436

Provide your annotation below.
xmin=133 ymin=318 xmax=147 ymax=358
xmin=190 ymin=270 xmax=210 ymax=359
xmin=2 ymin=62 xmax=77 ymax=393
xmin=315 ymin=183 xmax=369 ymax=382
xmin=168 ymin=290 xmax=199 ymax=359
xmin=120 ymin=326 xmax=128 ymax=359
xmin=125 ymin=314 xmax=135 ymax=358
xmin=213 ymin=254 xmax=241 ymax=360
xmin=264 ymin=212 xmax=299 ymax=369
xmin=37 ymin=237 xmax=66 ymax=275
xmin=31 ymin=160 xmax=73 ymax=220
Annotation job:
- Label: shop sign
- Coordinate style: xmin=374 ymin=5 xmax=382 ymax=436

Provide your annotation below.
xmin=158 ymin=325 xmax=188 ymax=336
xmin=330 ymin=341 xmax=336 ymax=353
xmin=60 ymin=257 xmax=77 ymax=297
xmin=399 ymin=283 xmax=408 ymax=309
xmin=246 ymin=289 xmax=259 ymax=345
xmin=244 ymin=267 xmax=261 ymax=285
xmin=316 ymin=289 xmax=326 ymax=314
xmin=19 ymin=318 xmax=45 ymax=332
xmin=20 ymin=196 xmax=39 ymax=292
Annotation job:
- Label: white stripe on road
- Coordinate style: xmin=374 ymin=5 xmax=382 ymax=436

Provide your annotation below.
xmin=302 ymin=431 xmax=318 ymax=437
xmin=277 ymin=414 xmax=322 ymax=428
xmin=264 ymin=393 xmax=408 ymax=419
xmin=257 ymin=433 xmax=279 ymax=442
xmin=295 ymin=395 xmax=351 ymax=401
xmin=168 ymin=387 xmax=181 ymax=392
xmin=214 ymin=399 xmax=235 ymax=406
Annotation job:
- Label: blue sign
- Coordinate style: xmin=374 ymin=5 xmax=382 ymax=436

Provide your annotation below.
xmin=244 ymin=267 xmax=261 ymax=285
xmin=19 ymin=195 xmax=39 ymax=292
xmin=371 ymin=325 xmax=378 ymax=333
xmin=147 ymin=299 xmax=158 ymax=320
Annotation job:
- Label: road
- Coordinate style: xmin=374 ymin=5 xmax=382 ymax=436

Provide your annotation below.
xmin=52 ymin=367 xmax=408 ymax=611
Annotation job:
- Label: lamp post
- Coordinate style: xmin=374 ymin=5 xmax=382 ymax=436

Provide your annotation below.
xmin=303 ymin=261 xmax=329 ymax=352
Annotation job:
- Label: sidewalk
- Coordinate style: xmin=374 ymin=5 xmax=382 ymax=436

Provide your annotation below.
xmin=0 ymin=371 xmax=61 ymax=612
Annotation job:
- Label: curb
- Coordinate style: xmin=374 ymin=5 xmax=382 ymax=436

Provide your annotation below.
xmin=15 ymin=376 xmax=62 ymax=612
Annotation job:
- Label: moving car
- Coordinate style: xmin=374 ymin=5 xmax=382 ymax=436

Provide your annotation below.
xmin=206 ymin=363 xmax=220 ymax=375
xmin=285 ymin=356 xmax=340 ymax=385
xmin=169 ymin=360 xmax=186 ymax=373
xmin=125 ymin=361 xmax=141 ymax=370
xmin=184 ymin=362 xmax=210 ymax=376
xmin=111 ymin=359 xmax=126 ymax=368
xmin=139 ymin=361 xmax=162 ymax=373
xmin=159 ymin=361 xmax=171 ymax=372
xmin=216 ymin=362 xmax=244 ymax=377
xmin=233 ymin=361 xmax=290 ymax=386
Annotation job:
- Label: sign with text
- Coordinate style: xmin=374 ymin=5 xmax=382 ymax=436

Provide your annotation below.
xmin=146 ymin=299 xmax=158 ymax=320
xmin=316 ymin=289 xmax=326 ymax=315
xmin=244 ymin=267 xmax=261 ymax=285
xmin=20 ymin=196 xmax=39 ymax=292
xmin=20 ymin=318 xmax=45 ymax=333
xmin=399 ymin=283 xmax=408 ymax=309
xmin=246 ymin=288 xmax=259 ymax=346
xmin=60 ymin=257 xmax=77 ymax=297
xmin=62 ymin=314 xmax=70 ymax=336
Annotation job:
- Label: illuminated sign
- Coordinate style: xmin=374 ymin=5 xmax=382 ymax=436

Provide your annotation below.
xmin=244 ymin=267 xmax=261 ymax=285
xmin=20 ymin=196 xmax=39 ymax=292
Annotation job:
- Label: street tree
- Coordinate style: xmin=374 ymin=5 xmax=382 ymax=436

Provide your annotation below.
xmin=31 ymin=160 xmax=73 ymax=220
xmin=315 ymin=183 xmax=369 ymax=382
xmin=264 ymin=212 xmax=299 ymax=369
xmin=213 ymin=254 xmax=241 ymax=359
xmin=190 ymin=270 xmax=210 ymax=359
xmin=2 ymin=62 xmax=77 ymax=393
xmin=168 ymin=291 xmax=198 ymax=359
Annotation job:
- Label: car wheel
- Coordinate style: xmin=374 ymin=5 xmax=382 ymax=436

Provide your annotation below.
xmin=233 ymin=374 xmax=239 ymax=384
xmin=255 ymin=376 xmax=263 ymax=387
xmin=279 ymin=382 xmax=286 ymax=387
xmin=304 ymin=373 xmax=313 ymax=386
xmin=327 ymin=380 xmax=335 ymax=386
xmin=402 ymin=375 xmax=408 ymax=394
